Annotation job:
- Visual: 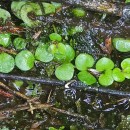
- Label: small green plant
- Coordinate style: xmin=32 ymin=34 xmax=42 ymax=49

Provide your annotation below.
xmin=0 ymin=8 xmax=11 ymax=24
xmin=112 ymin=68 xmax=125 ymax=82
xmin=75 ymin=53 xmax=96 ymax=85
xmin=13 ymin=37 xmax=27 ymax=50
xmin=78 ymin=71 xmax=97 ymax=85
xmin=0 ymin=33 xmax=11 ymax=47
xmin=48 ymin=43 xmax=66 ymax=62
xmin=0 ymin=53 xmax=15 ymax=73
xmin=35 ymin=44 xmax=54 ymax=63
xmin=49 ymin=126 xmax=65 ymax=130
xmin=72 ymin=8 xmax=86 ymax=18
xmin=11 ymin=1 xmax=58 ymax=27
xmin=113 ymin=38 xmax=130 ymax=52
xmin=15 ymin=50 xmax=35 ymax=71
xmin=49 ymin=33 xmax=62 ymax=42
xmin=99 ymin=70 xmax=114 ymax=86
xmin=96 ymin=57 xmax=114 ymax=72
xmin=75 ymin=53 xmax=95 ymax=71
xmin=96 ymin=57 xmax=114 ymax=86
xmin=1 ymin=31 xmax=130 ymax=87
xmin=11 ymin=1 xmax=26 ymax=19
xmin=55 ymin=63 xmax=74 ymax=81
xmin=121 ymin=58 xmax=130 ymax=79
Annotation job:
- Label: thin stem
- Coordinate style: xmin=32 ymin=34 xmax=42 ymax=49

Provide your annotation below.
xmin=0 ymin=73 xmax=130 ymax=97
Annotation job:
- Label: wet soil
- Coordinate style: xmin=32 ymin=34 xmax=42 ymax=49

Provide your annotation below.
xmin=0 ymin=0 xmax=130 ymax=130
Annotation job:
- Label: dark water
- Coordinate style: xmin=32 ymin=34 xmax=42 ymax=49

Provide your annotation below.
xmin=0 ymin=0 xmax=130 ymax=130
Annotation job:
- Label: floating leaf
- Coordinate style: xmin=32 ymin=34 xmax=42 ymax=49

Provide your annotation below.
xmin=0 ymin=53 xmax=15 ymax=73
xmin=11 ymin=1 xmax=26 ymax=19
xmin=75 ymin=53 xmax=94 ymax=71
xmin=20 ymin=3 xmax=42 ymax=27
xmin=121 ymin=58 xmax=130 ymax=69
xmin=0 ymin=8 xmax=11 ymax=23
xmin=48 ymin=43 xmax=66 ymax=62
xmin=65 ymin=44 xmax=75 ymax=62
xmin=78 ymin=71 xmax=97 ymax=85
xmin=55 ymin=63 xmax=74 ymax=81
xmin=113 ymin=38 xmax=130 ymax=52
xmin=72 ymin=8 xmax=86 ymax=18
xmin=13 ymin=37 xmax=26 ymax=50
xmin=123 ymin=67 xmax=130 ymax=79
xmin=112 ymin=68 xmax=125 ymax=82
xmin=99 ymin=70 xmax=114 ymax=86
xmin=0 ymin=33 xmax=11 ymax=47
xmin=15 ymin=50 xmax=35 ymax=71
xmin=35 ymin=44 xmax=54 ymax=63
xmin=96 ymin=57 xmax=114 ymax=72
xmin=49 ymin=33 xmax=62 ymax=42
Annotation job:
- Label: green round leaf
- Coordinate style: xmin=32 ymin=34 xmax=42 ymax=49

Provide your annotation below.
xmin=48 ymin=43 xmax=66 ymax=62
xmin=11 ymin=1 xmax=26 ymax=19
xmin=112 ymin=68 xmax=125 ymax=82
xmin=96 ymin=57 xmax=114 ymax=72
xmin=13 ymin=37 xmax=26 ymax=50
xmin=15 ymin=50 xmax=35 ymax=71
xmin=75 ymin=53 xmax=95 ymax=71
xmin=65 ymin=44 xmax=75 ymax=62
xmin=72 ymin=8 xmax=86 ymax=18
xmin=78 ymin=71 xmax=97 ymax=85
xmin=113 ymin=38 xmax=130 ymax=52
xmin=20 ymin=3 xmax=42 ymax=27
xmin=35 ymin=44 xmax=54 ymax=63
xmin=98 ymin=70 xmax=114 ymax=86
xmin=49 ymin=33 xmax=62 ymax=42
xmin=55 ymin=63 xmax=74 ymax=81
xmin=0 ymin=33 xmax=11 ymax=47
xmin=121 ymin=58 xmax=130 ymax=69
xmin=123 ymin=67 xmax=130 ymax=79
xmin=0 ymin=53 xmax=15 ymax=73
xmin=0 ymin=8 xmax=11 ymax=23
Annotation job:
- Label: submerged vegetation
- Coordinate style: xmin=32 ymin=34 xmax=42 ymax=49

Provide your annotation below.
xmin=0 ymin=0 xmax=130 ymax=129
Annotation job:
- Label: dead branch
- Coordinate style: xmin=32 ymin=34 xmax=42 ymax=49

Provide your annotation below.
xmin=0 ymin=102 xmax=92 ymax=127
xmin=0 ymin=73 xmax=130 ymax=97
xmin=0 ymin=47 xmax=17 ymax=55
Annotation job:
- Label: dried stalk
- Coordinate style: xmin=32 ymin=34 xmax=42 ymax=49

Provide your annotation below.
xmin=0 ymin=102 xmax=92 ymax=127
xmin=0 ymin=46 xmax=17 ymax=55
xmin=0 ymin=73 xmax=130 ymax=97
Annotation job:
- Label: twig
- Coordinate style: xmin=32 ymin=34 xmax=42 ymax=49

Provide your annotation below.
xmin=0 ymin=47 xmax=17 ymax=55
xmin=0 ymin=82 xmax=30 ymax=100
xmin=0 ymin=73 xmax=130 ymax=97
xmin=0 ymin=102 xmax=92 ymax=128
xmin=0 ymin=81 xmax=42 ymax=114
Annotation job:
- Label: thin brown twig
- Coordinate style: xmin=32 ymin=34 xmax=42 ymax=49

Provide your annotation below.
xmin=0 ymin=82 xmax=39 ymax=114
xmin=0 ymin=46 xmax=17 ymax=55
xmin=0 ymin=102 xmax=92 ymax=127
xmin=1 ymin=73 xmax=130 ymax=97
